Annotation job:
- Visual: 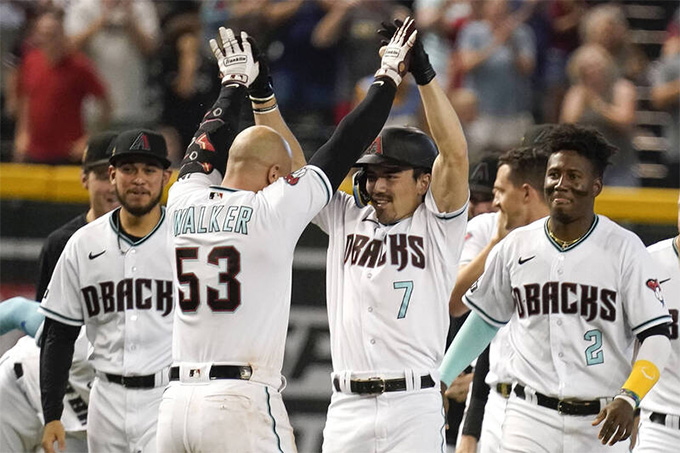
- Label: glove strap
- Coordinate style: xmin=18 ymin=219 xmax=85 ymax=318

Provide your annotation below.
xmin=374 ymin=68 xmax=401 ymax=87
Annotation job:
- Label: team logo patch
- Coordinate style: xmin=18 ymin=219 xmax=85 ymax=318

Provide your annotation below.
xmin=366 ymin=136 xmax=383 ymax=155
xmin=645 ymin=278 xmax=665 ymax=305
xmin=130 ymin=132 xmax=151 ymax=151
xmin=284 ymin=168 xmax=307 ymax=186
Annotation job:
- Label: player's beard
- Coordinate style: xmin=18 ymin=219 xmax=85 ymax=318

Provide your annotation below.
xmin=116 ymin=186 xmax=162 ymax=217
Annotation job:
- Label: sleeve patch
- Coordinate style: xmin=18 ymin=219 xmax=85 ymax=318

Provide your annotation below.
xmin=284 ymin=168 xmax=307 ymax=186
xmin=645 ymin=278 xmax=665 ymax=305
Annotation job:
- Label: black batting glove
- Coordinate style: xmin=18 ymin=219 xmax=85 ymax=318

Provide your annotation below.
xmin=246 ymin=36 xmax=274 ymax=104
xmin=378 ymin=19 xmax=436 ymax=85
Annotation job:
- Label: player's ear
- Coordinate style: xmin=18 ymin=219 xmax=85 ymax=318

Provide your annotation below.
xmin=417 ymin=172 xmax=431 ymax=196
xmin=267 ymin=164 xmax=280 ymax=185
xmin=81 ymin=169 xmax=89 ymax=190
xmin=592 ymin=176 xmax=603 ymax=197
xmin=162 ymin=169 xmax=172 ymax=187
xmin=109 ymin=165 xmax=116 ymax=185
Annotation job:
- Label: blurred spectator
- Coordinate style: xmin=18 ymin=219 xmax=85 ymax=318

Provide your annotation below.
xmin=154 ymin=1 xmax=220 ymax=165
xmin=65 ymin=0 xmax=160 ymax=129
xmin=414 ymin=0 xmax=457 ymax=88
xmin=580 ymin=3 xmax=647 ymax=83
xmin=13 ymin=9 xmax=110 ymax=164
xmin=561 ymin=43 xmax=638 ymax=187
xmin=457 ymin=0 xmax=535 ymax=159
xmin=650 ymin=34 xmax=680 ymax=188
xmin=540 ymin=0 xmax=585 ymax=123
xmin=266 ymin=0 xmax=337 ymax=125
xmin=312 ymin=0 xmax=407 ymax=123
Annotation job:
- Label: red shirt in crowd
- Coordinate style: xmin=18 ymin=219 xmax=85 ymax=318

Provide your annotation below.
xmin=18 ymin=48 xmax=107 ymax=164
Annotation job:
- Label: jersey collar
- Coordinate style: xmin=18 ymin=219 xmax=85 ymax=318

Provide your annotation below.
xmin=543 ymin=215 xmax=599 ymax=253
xmin=109 ymin=206 xmax=166 ymax=246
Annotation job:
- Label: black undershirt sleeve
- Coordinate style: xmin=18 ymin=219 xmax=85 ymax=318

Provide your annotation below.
xmin=462 ymin=345 xmax=491 ymax=440
xmin=178 ymin=84 xmax=247 ymax=179
xmin=40 ymin=318 xmax=81 ymax=423
xmin=309 ymin=79 xmax=397 ymax=191
xmin=636 ymin=323 xmax=671 ymax=343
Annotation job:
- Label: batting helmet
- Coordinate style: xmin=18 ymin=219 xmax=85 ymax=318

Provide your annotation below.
xmin=355 ymin=126 xmax=439 ymax=170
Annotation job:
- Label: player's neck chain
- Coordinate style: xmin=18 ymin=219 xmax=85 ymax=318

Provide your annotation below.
xmin=547 ymin=220 xmax=584 ymax=249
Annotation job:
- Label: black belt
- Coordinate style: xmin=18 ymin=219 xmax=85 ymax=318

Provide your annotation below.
xmin=333 ymin=375 xmax=435 ymax=395
xmin=650 ymin=412 xmax=680 ymax=429
xmin=104 ymin=373 xmax=156 ymax=389
xmin=514 ymin=384 xmax=601 ymax=416
xmin=169 ymin=365 xmax=252 ymax=381
xmin=495 ymin=382 xmax=512 ymax=399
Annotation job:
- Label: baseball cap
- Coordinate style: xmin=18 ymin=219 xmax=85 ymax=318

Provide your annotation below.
xmin=109 ymin=129 xmax=171 ymax=169
xmin=469 ymin=154 xmax=499 ymax=200
xmin=355 ymin=126 xmax=439 ymax=170
xmin=82 ymin=131 xmax=118 ymax=170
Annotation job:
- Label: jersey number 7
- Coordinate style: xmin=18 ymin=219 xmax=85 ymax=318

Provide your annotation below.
xmin=175 ymin=246 xmax=241 ymax=312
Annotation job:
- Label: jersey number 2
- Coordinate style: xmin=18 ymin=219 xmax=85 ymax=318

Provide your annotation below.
xmin=584 ymin=329 xmax=604 ymax=366
xmin=175 ymin=246 xmax=241 ymax=312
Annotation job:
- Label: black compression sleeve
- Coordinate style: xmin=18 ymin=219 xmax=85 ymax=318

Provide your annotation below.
xmin=178 ymin=84 xmax=247 ymax=179
xmin=637 ymin=323 xmax=671 ymax=342
xmin=309 ymin=80 xmax=396 ymax=191
xmin=40 ymin=318 xmax=80 ymax=423
xmin=462 ymin=345 xmax=490 ymax=439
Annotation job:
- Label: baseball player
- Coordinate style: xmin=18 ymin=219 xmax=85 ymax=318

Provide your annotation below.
xmin=440 ymin=124 xmax=672 ymax=452
xmin=40 ymin=129 xmax=174 ymax=453
xmin=304 ymin=20 xmax=469 ymax=452
xmin=634 ymin=197 xmax=680 ymax=453
xmin=0 ymin=298 xmax=92 ymax=453
xmin=450 ymin=146 xmax=550 ymax=453
xmin=35 ymin=131 xmax=119 ymax=300
xmin=157 ymin=23 xmax=415 ymax=452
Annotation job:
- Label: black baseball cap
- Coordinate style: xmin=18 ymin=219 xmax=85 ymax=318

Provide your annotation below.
xmin=109 ymin=129 xmax=171 ymax=169
xmin=520 ymin=124 xmax=557 ymax=147
xmin=355 ymin=126 xmax=439 ymax=170
xmin=469 ymin=154 xmax=499 ymax=200
xmin=82 ymin=131 xmax=118 ymax=170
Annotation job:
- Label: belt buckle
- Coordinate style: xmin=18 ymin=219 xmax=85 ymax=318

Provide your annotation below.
xmin=239 ymin=366 xmax=252 ymax=380
xmin=366 ymin=377 xmax=386 ymax=394
xmin=499 ymin=383 xmax=511 ymax=399
xmin=556 ymin=400 xmax=564 ymax=415
xmin=119 ymin=376 xmax=128 ymax=387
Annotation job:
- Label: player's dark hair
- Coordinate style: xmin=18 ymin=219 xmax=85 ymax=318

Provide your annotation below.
xmin=412 ymin=167 xmax=429 ymax=181
xmin=536 ymin=124 xmax=617 ymax=178
xmin=498 ymin=146 xmax=549 ymax=194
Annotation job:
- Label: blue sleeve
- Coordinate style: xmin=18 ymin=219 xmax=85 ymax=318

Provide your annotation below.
xmin=0 ymin=297 xmax=44 ymax=337
xmin=439 ymin=311 xmax=499 ymax=386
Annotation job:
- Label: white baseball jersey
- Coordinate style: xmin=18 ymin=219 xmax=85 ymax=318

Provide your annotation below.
xmin=313 ymin=190 xmax=467 ymax=375
xmin=39 ymin=207 xmax=174 ymax=376
xmin=641 ymin=237 xmax=679 ymax=414
xmin=460 ymin=212 xmax=498 ymax=266
xmin=167 ymin=166 xmax=332 ymax=388
xmin=465 ymin=215 xmax=672 ymax=400
xmin=459 ymin=211 xmax=513 ymax=391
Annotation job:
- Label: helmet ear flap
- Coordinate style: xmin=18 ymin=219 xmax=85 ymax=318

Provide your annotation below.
xmin=352 ymin=170 xmax=371 ymax=208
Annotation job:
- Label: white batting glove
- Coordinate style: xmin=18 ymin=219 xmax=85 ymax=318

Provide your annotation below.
xmin=374 ymin=16 xmax=417 ymax=87
xmin=209 ymin=27 xmax=259 ymax=86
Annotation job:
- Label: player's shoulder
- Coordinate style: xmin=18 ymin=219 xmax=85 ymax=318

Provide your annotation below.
xmin=647 ymin=237 xmax=677 ymax=256
xmin=42 ymin=213 xmax=88 ymax=250
xmin=596 ymin=215 xmax=646 ymax=248
xmin=66 ymin=209 xmax=114 ymax=245
xmin=467 ymin=211 xmax=498 ymax=230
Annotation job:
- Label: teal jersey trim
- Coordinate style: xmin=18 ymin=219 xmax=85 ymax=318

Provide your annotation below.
xmin=543 ymin=215 xmax=599 ymax=253
xmin=109 ymin=207 xmax=167 ymax=246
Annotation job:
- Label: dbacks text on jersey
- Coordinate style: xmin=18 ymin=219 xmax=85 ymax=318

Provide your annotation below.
xmin=81 ymin=279 xmax=173 ymax=318
xmin=344 ymin=233 xmax=425 ymax=271
xmin=512 ymin=282 xmax=617 ymax=322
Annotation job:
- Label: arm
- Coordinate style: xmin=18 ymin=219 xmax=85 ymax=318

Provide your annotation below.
xmin=311 ymin=1 xmax=354 ymax=48
xmin=587 ymin=80 xmax=636 ymax=131
xmin=68 ymin=17 xmax=106 ymax=50
xmin=459 ymin=346 xmax=491 ymax=448
xmin=421 ymin=79 xmax=469 ymax=212
xmin=0 ymin=297 xmax=43 ymax=337
xmin=122 ymin=0 xmax=159 ymax=56
xmin=439 ymin=311 xmax=498 ymax=387
xmin=651 ymin=78 xmax=680 ymax=110
xmin=559 ymin=85 xmax=587 ymax=124
xmin=40 ymin=318 xmax=80 ymax=453
xmin=593 ymin=327 xmax=671 ymax=446
xmin=13 ymin=96 xmax=29 ymax=162
xmin=308 ymin=19 xmax=417 ymax=190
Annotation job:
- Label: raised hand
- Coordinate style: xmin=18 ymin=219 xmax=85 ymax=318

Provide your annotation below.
xmin=378 ymin=18 xmax=436 ymax=85
xmin=209 ymin=27 xmax=259 ymax=87
xmin=245 ymin=36 xmax=274 ymax=103
xmin=374 ymin=17 xmax=417 ymax=87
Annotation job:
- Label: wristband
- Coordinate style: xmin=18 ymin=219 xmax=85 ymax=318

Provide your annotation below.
xmin=615 ymin=389 xmax=640 ymax=410
xmin=621 ymin=359 xmax=660 ymax=402
xmin=253 ymin=104 xmax=278 ymax=115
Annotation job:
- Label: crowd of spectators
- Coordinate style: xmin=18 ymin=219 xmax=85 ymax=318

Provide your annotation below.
xmin=0 ymin=0 xmax=677 ymax=187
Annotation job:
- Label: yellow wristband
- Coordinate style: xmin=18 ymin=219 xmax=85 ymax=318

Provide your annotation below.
xmin=621 ymin=360 xmax=660 ymax=401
